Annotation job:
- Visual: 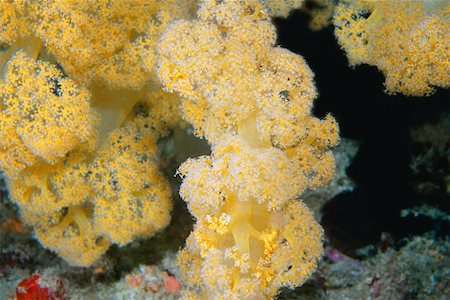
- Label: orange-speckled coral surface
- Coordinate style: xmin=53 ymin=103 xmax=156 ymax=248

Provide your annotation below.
xmin=0 ymin=0 xmax=342 ymax=295
xmin=0 ymin=1 xmax=447 ymax=299
xmin=157 ymin=0 xmax=338 ymax=298
xmin=334 ymin=0 xmax=449 ymax=96
xmin=0 ymin=0 xmax=197 ymax=267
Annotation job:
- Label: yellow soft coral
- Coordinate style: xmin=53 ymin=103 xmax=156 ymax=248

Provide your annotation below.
xmin=34 ymin=0 xmax=191 ymax=88
xmin=157 ymin=0 xmax=338 ymax=193
xmin=300 ymin=0 xmax=336 ymax=30
xmin=157 ymin=0 xmax=338 ymax=298
xmin=0 ymin=50 xmax=97 ymax=178
xmin=263 ymin=0 xmax=335 ymax=30
xmin=22 ymin=205 xmax=111 ymax=267
xmin=179 ymin=137 xmax=296 ymax=217
xmin=0 ymin=1 xmax=193 ymax=267
xmin=0 ymin=0 xmax=196 ymax=89
xmin=0 ymin=0 xmax=32 ymax=45
xmin=334 ymin=0 xmax=450 ymax=96
xmin=157 ymin=0 xmax=337 ymax=149
xmin=8 ymin=110 xmax=172 ymax=266
xmin=91 ymin=118 xmax=172 ymax=245
xmin=158 ymin=0 xmax=277 ymax=142
xmin=8 ymin=152 xmax=92 ymax=217
xmin=263 ymin=0 xmax=305 ymax=18
xmin=177 ymin=137 xmax=323 ymax=299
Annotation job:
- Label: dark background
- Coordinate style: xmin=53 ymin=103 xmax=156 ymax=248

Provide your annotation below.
xmin=274 ymin=10 xmax=450 ymax=255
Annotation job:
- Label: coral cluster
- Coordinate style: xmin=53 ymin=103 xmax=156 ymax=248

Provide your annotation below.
xmin=334 ymin=0 xmax=450 ymax=96
xmin=264 ymin=0 xmax=335 ymax=30
xmin=0 ymin=0 xmax=196 ymax=266
xmin=0 ymin=0 xmax=448 ymax=299
xmin=263 ymin=0 xmax=306 ymax=17
xmin=0 ymin=51 xmax=97 ymax=178
xmin=157 ymin=0 xmax=338 ymax=298
xmin=0 ymin=0 xmax=196 ymax=89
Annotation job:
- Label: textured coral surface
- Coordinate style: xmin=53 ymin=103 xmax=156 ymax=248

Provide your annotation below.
xmin=0 ymin=0 xmax=448 ymax=299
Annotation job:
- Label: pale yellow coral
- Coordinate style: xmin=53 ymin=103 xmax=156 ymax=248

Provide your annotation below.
xmin=0 ymin=0 xmax=197 ymax=88
xmin=157 ymin=0 xmax=333 ymax=149
xmin=91 ymin=118 xmax=172 ymax=245
xmin=334 ymin=0 xmax=450 ymax=96
xmin=8 ymin=109 xmax=173 ymax=266
xmin=22 ymin=206 xmax=110 ymax=267
xmin=179 ymin=136 xmax=296 ymax=217
xmin=0 ymin=1 xmax=188 ymax=268
xmin=176 ymin=132 xmax=332 ymax=298
xmin=157 ymin=0 xmax=275 ymax=142
xmin=0 ymin=0 xmax=32 ymax=45
xmin=263 ymin=0 xmax=335 ymax=30
xmin=5 ymin=89 xmax=176 ymax=265
xmin=300 ymin=0 xmax=336 ymax=30
xmin=263 ymin=0 xmax=305 ymax=18
xmin=7 ymin=152 xmax=92 ymax=217
xmin=0 ymin=51 xmax=97 ymax=178
xmin=177 ymin=138 xmax=323 ymax=298
xmin=34 ymin=0 xmax=156 ymax=87
xmin=158 ymin=1 xmax=338 ymax=298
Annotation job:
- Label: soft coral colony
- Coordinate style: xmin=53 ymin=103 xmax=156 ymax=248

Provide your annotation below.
xmin=0 ymin=0 xmax=196 ymax=266
xmin=334 ymin=0 xmax=449 ymax=96
xmin=157 ymin=0 xmax=338 ymax=297
xmin=0 ymin=0 xmax=446 ymax=299
xmin=0 ymin=0 xmax=333 ymax=296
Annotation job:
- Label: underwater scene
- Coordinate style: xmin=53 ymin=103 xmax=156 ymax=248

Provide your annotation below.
xmin=0 ymin=1 xmax=448 ymax=299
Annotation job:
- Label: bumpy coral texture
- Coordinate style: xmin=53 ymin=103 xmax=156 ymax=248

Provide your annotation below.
xmin=0 ymin=1 xmax=195 ymax=266
xmin=9 ymin=113 xmax=173 ymax=267
xmin=157 ymin=0 xmax=338 ymax=192
xmin=157 ymin=0 xmax=338 ymax=298
xmin=0 ymin=0 xmax=196 ymax=88
xmin=264 ymin=0 xmax=335 ymax=31
xmin=0 ymin=51 xmax=97 ymax=178
xmin=300 ymin=0 xmax=336 ymax=30
xmin=263 ymin=0 xmax=305 ymax=17
xmin=334 ymin=0 xmax=450 ymax=96
xmin=178 ymin=137 xmax=324 ymax=299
